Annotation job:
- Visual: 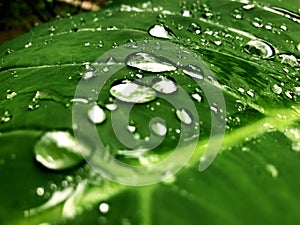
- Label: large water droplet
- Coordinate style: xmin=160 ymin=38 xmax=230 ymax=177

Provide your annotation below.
xmin=148 ymin=24 xmax=176 ymax=39
xmin=110 ymin=81 xmax=157 ymax=103
xmin=182 ymin=64 xmax=204 ymax=79
xmin=125 ymin=52 xmax=176 ymax=72
xmin=34 ymin=131 xmax=87 ymax=170
xmin=176 ymin=108 xmax=193 ymax=125
xmin=88 ymin=105 xmax=106 ymax=124
xmin=152 ymin=76 xmax=178 ymax=94
xmin=244 ymin=39 xmax=275 ymax=59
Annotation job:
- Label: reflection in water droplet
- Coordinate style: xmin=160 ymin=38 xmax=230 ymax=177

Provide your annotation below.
xmin=265 ymin=164 xmax=278 ymax=178
xmin=244 ymin=39 xmax=275 ymax=59
xmin=88 ymin=105 xmax=106 ymax=124
xmin=151 ymin=121 xmax=167 ymax=136
xmin=125 ymin=52 xmax=176 ymax=73
xmin=278 ymin=54 xmax=299 ymax=67
xmin=99 ymin=202 xmax=109 ymax=213
xmin=110 ymin=81 xmax=157 ymax=103
xmin=176 ymin=108 xmax=193 ymax=125
xmin=271 ymin=84 xmax=282 ymax=94
xmin=152 ymin=76 xmax=178 ymax=94
xmin=148 ymin=24 xmax=176 ymax=39
xmin=182 ymin=64 xmax=204 ymax=79
xmin=34 ymin=131 xmax=87 ymax=170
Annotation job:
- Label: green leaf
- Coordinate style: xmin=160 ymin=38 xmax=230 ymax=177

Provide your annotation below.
xmin=0 ymin=0 xmax=299 ymax=225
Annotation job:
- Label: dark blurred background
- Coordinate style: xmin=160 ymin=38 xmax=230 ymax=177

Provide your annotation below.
xmin=0 ymin=0 xmax=107 ymax=43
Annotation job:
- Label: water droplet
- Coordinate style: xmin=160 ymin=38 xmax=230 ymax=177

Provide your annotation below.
xmin=148 ymin=24 xmax=176 ymax=39
xmin=105 ymin=103 xmax=117 ymax=111
xmin=36 ymin=187 xmax=45 ymax=196
xmin=278 ymin=54 xmax=299 ymax=67
xmin=246 ymin=90 xmax=255 ymax=97
xmin=110 ymin=81 xmax=157 ymax=103
xmin=99 ymin=203 xmax=109 ymax=213
xmin=244 ymin=39 xmax=275 ymax=59
xmin=125 ymin=39 xmax=139 ymax=49
xmin=182 ymin=64 xmax=204 ymax=79
xmin=243 ymin=4 xmax=255 ymax=10
xmin=34 ymin=131 xmax=87 ymax=170
xmin=182 ymin=10 xmax=191 ymax=17
xmin=88 ymin=105 xmax=106 ymax=124
xmin=106 ymin=56 xmax=118 ymax=65
xmin=192 ymin=93 xmax=202 ymax=102
xmin=152 ymin=76 xmax=177 ymax=94
xmin=25 ymin=42 xmax=32 ymax=48
xmin=150 ymin=120 xmax=167 ymax=136
xmin=271 ymin=84 xmax=282 ymax=94
xmin=125 ymin=52 xmax=176 ymax=73
xmin=176 ymin=108 xmax=193 ymax=125
xmin=265 ymin=164 xmax=278 ymax=178
xmin=71 ymin=98 xmax=89 ymax=104
xmin=1 ymin=111 xmax=12 ymax=123
xmin=6 ymin=90 xmax=17 ymax=100
xmin=127 ymin=125 xmax=136 ymax=133
xmin=187 ymin=23 xmax=201 ymax=35
xmin=117 ymin=148 xmax=150 ymax=158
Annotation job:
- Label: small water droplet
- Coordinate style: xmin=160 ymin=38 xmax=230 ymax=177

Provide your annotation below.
xmin=187 ymin=23 xmax=201 ymax=35
xmin=125 ymin=39 xmax=139 ymax=49
xmin=125 ymin=52 xmax=176 ymax=73
xmin=148 ymin=24 xmax=176 ymax=39
xmin=150 ymin=120 xmax=167 ymax=136
xmin=271 ymin=84 xmax=282 ymax=94
xmin=243 ymin=4 xmax=255 ymax=10
xmin=6 ymin=90 xmax=17 ymax=100
xmin=106 ymin=56 xmax=118 ymax=65
xmin=105 ymin=103 xmax=117 ymax=111
xmin=99 ymin=203 xmax=109 ymax=213
xmin=25 ymin=42 xmax=32 ymax=48
xmin=265 ymin=164 xmax=278 ymax=178
xmin=176 ymin=108 xmax=193 ymax=125
xmin=88 ymin=105 xmax=106 ymax=124
xmin=182 ymin=10 xmax=192 ymax=17
xmin=246 ymin=90 xmax=255 ymax=97
xmin=110 ymin=81 xmax=157 ymax=103
xmin=127 ymin=125 xmax=136 ymax=133
xmin=182 ymin=64 xmax=204 ymax=79
xmin=34 ymin=131 xmax=88 ymax=170
xmin=191 ymin=93 xmax=202 ymax=102
xmin=278 ymin=54 xmax=299 ymax=67
xmin=1 ymin=111 xmax=12 ymax=123
xmin=152 ymin=76 xmax=177 ymax=94
xmin=36 ymin=187 xmax=45 ymax=196
xmin=244 ymin=39 xmax=275 ymax=59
